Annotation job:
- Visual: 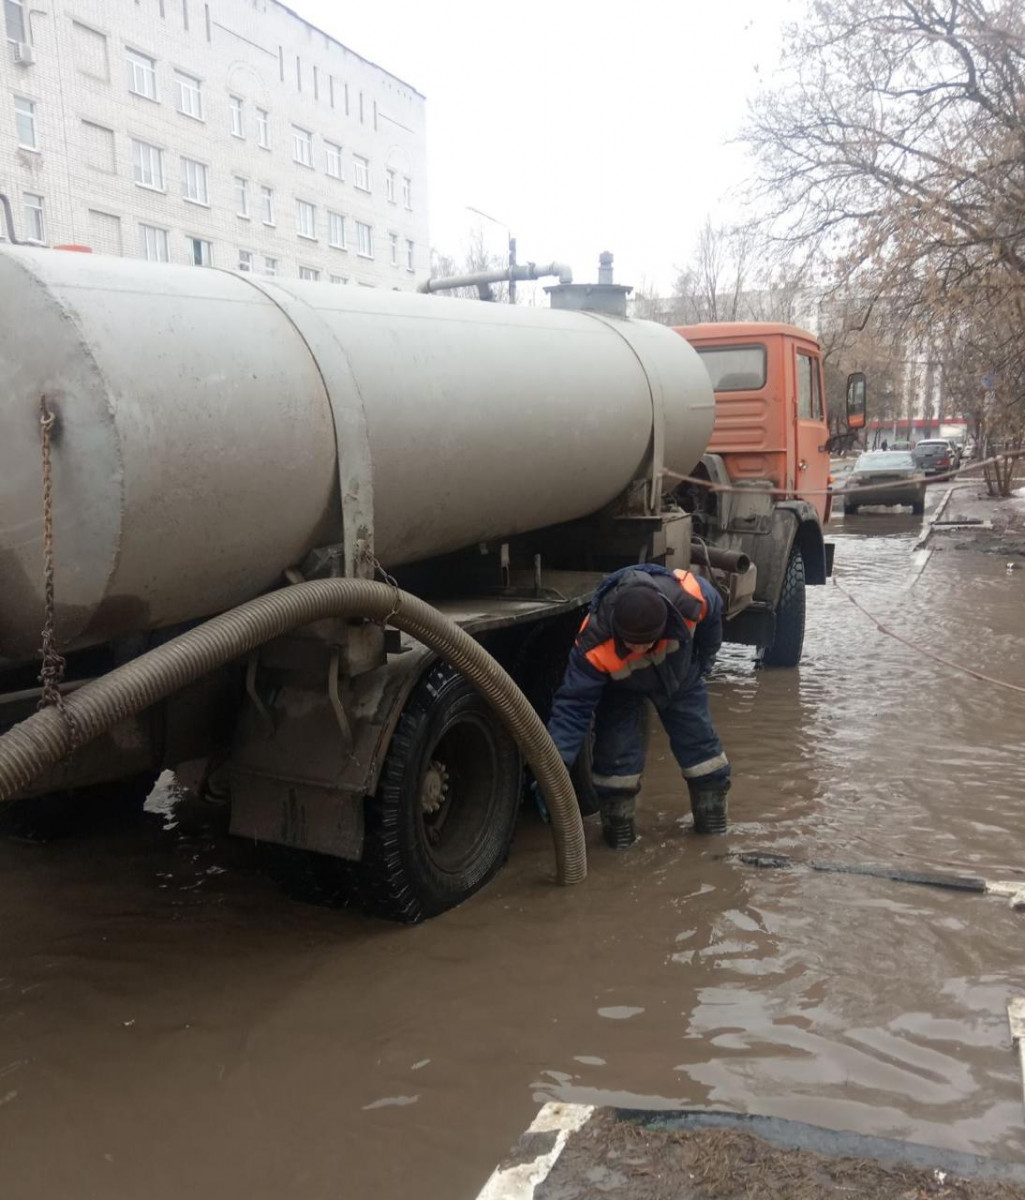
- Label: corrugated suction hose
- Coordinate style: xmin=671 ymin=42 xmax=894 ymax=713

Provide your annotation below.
xmin=0 ymin=580 xmax=586 ymax=886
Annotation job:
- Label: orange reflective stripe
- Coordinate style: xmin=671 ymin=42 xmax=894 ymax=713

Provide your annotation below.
xmin=578 ymin=613 xmax=591 ymax=635
xmin=673 ymin=569 xmax=707 ymax=627
xmin=584 ymin=638 xmax=626 ymax=675
xmin=586 ymin=637 xmax=678 ymax=678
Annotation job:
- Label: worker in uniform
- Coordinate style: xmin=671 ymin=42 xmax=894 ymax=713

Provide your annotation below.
xmin=547 ymin=563 xmax=730 ymax=847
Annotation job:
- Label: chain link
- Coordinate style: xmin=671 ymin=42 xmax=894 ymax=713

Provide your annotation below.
xmin=36 ymin=396 xmax=81 ymax=748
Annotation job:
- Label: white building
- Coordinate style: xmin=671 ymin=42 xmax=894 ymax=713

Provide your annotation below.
xmin=0 ymin=0 xmax=428 ymax=286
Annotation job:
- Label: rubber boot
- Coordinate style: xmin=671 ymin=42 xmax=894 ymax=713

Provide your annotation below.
xmin=688 ymin=780 xmax=730 ymax=835
xmin=599 ymin=793 xmax=637 ymax=849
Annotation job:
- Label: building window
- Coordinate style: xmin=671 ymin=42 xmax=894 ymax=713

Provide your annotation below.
xmin=22 ymin=191 xmax=43 ymax=242
xmin=328 ymin=210 xmax=345 ymax=248
xmin=228 ymin=94 xmax=243 ymax=138
xmin=234 ymin=176 xmax=249 ymax=217
xmin=14 ymin=96 xmax=36 ymax=149
xmin=298 ymin=265 xmax=320 ymax=282
xmin=131 ymin=138 xmax=164 ymax=190
xmin=5 ymin=0 xmax=27 ymax=44
xmin=82 ymin=120 xmax=115 ymax=172
xmin=352 ymin=155 xmax=370 ymax=191
xmin=140 ymin=223 xmax=169 ymax=262
xmin=188 ymin=236 xmax=212 ymax=266
xmin=256 ymin=107 xmax=269 ymax=148
xmin=389 ymin=232 xmax=399 ymax=266
xmin=329 ymin=275 xmax=347 ymax=284
xmin=72 ymin=22 xmax=109 ymax=81
xmin=174 ymin=71 xmax=202 ymax=119
xmin=356 ymin=221 xmax=373 ymax=258
xmin=296 ymin=199 xmax=316 ymax=239
xmin=325 ymin=141 xmax=343 ymax=179
xmin=126 ymin=48 xmax=157 ymax=100
xmin=292 ymin=125 xmax=313 ymax=167
xmin=385 ymin=169 xmax=395 ymax=203
xmin=87 ymin=209 xmax=122 ymax=256
xmin=181 ymin=157 xmax=209 ymax=205
xmin=263 ymin=256 xmax=277 ymax=276
xmin=260 ymin=185 xmax=275 ymax=225
xmin=402 ymin=176 xmax=412 ymax=210
xmin=238 ymin=249 xmax=253 ymax=272
xmin=406 ymin=239 xmax=415 ymax=271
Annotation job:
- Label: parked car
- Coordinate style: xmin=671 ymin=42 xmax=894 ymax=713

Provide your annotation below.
xmin=912 ymin=438 xmax=959 ymax=475
xmin=843 ymin=450 xmax=926 ymax=515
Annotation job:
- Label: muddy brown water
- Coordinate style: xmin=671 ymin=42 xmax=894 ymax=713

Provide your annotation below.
xmin=2 ymin=500 xmax=1024 ymax=1199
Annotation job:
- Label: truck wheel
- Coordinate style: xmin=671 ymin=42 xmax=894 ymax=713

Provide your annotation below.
xmin=359 ymin=662 xmax=522 ymax=922
xmin=912 ymin=499 xmax=925 ymax=515
xmin=761 ymin=548 xmax=806 ymax=668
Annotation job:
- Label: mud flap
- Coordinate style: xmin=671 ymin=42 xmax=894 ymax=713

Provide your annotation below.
xmin=722 ymin=604 xmax=775 ymax=648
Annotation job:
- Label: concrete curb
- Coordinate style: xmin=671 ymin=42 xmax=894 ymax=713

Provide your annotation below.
xmin=913 ymin=486 xmax=955 ymax=550
xmin=474 ymin=1102 xmax=595 ymax=1199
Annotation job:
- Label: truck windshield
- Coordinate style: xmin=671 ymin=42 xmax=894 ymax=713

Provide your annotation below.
xmin=696 ymin=345 xmax=766 ymax=391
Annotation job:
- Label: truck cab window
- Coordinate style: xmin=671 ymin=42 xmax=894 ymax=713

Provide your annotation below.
xmin=796 ymin=352 xmax=814 ymax=419
xmin=695 ymin=344 xmax=766 ymax=391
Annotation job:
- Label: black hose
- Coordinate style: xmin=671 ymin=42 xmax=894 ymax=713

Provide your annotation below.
xmin=734 ymin=851 xmax=986 ymax=893
xmin=0 ymin=580 xmax=586 ymax=886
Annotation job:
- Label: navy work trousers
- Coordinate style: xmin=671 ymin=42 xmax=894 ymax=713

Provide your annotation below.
xmin=589 ymin=680 xmax=730 ymax=796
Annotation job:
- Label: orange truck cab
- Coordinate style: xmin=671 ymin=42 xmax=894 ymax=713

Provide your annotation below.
xmin=672 ymin=323 xmax=843 ymax=667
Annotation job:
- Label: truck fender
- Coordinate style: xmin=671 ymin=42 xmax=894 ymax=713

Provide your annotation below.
xmin=754 ymin=504 xmax=826 ymax=608
xmin=780 ymin=503 xmax=828 ymax=586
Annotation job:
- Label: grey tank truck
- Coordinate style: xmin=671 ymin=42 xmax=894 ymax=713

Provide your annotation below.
xmin=0 ymin=246 xmax=754 ymax=920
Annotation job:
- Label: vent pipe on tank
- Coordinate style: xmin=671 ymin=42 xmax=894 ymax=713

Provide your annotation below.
xmin=546 ymin=250 xmax=632 ymax=317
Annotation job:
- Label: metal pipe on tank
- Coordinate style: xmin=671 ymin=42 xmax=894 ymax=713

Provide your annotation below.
xmin=418 ymin=260 xmax=573 ymax=294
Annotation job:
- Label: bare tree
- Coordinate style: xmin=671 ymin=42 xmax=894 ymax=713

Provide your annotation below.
xmin=743 ymin=0 xmax=1025 ymax=437
xmin=631 ymin=276 xmax=673 ymax=323
xmin=429 ymin=223 xmax=514 ymax=301
xmin=672 ymin=219 xmax=755 ymax=322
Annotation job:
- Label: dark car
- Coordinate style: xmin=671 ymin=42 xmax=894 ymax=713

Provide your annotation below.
xmin=913 ymin=438 xmax=958 ymax=475
xmin=843 ymin=451 xmax=926 ymax=515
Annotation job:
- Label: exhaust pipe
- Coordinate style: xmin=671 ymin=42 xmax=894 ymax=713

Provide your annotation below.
xmin=692 ymin=542 xmax=751 ymax=574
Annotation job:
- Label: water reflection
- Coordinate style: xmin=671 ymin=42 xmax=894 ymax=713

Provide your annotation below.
xmin=0 ymin=523 xmax=1023 ymax=1198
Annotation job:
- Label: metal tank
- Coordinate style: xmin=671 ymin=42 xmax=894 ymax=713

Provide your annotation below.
xmin=0 ymin=247 xmax=714 ymax=660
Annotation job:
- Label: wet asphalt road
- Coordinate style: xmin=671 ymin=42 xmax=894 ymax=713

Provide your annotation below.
xmin=1 ymin=488 xmax=1024 ymax=1199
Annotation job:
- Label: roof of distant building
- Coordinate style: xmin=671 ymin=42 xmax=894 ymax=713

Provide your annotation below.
xmin=272 ymin=0 xmax=425 ymax=99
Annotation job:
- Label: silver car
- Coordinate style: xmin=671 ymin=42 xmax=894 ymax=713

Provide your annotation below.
xmin=843 ymin=451 xmax=926 ymax=515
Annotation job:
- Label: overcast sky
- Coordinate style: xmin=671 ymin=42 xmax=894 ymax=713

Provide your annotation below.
xmin=290 ymin=0 xmax=794 ymax=292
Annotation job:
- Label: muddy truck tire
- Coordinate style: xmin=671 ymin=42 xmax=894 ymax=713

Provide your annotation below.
xmin=270 ymin=663 xmax=523 ymax=921
xmin=359 ymin=662 xmax=523 ymax=921
xmin=760 ymin=547 xmax=806 ymax=668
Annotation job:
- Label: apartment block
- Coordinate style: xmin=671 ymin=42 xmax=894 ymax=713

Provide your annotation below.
xmin=0 ymin=0 xmax=428 ymax=286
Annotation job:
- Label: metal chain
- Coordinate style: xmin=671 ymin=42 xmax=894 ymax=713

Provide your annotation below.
xmin=36 ymin=396 xmax=81 ymax=748
xmin=372 ymin=556 xmax=402 ymax=626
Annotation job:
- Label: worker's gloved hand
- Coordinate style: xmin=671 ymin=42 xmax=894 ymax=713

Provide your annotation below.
xmin=528 ymin=778 xmax=550 ymax=824
xmin=699 ymin=654 xmax=717 ymax=678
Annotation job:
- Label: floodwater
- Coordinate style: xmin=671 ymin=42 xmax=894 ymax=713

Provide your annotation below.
xmin=2 ymin=496 xmax=1024 ymax=1199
